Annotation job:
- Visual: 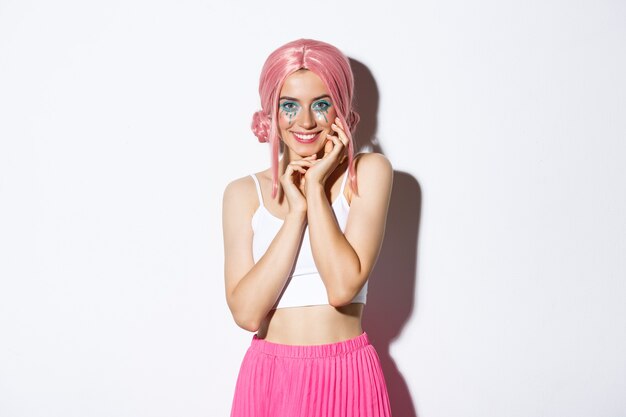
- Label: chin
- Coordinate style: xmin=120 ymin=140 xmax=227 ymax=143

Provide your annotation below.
xmin=296 ymin=146 xmax=324 ymax=159
xmin=291 ymin=143 xmax=325 ymax=157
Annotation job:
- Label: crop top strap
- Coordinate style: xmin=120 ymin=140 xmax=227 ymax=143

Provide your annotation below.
xmin=249 ymin=174 xmax=265 ymax=208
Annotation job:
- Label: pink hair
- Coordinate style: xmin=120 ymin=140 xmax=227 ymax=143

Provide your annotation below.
xmin=251 ymin=38 xmax=360 ymax=199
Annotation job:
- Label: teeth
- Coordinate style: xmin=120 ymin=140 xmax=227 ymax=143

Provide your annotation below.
xmin=293 ymin=132 xmax=317 ymax=140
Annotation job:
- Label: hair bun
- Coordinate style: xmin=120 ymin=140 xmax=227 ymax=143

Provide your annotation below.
xmin=251 ymin=111 xmax=271 ymax=143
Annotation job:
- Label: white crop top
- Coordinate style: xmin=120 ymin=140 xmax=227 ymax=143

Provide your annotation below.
xmin=250 ymin=170 xmax=368 ymax=309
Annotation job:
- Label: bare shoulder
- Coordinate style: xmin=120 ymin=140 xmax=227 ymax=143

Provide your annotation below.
xmin=354 ymin=152 xmax=393 ymax=174
xmin=222 ymin=174 xmax=259 ymax=217
xmin=223 ymin=174 xmax=253 ymax=198
xmin=351 ymin=152 xmax=393 ymax=198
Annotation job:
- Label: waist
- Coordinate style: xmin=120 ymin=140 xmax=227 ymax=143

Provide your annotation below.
xmin=250 ymin=331 xmax=370 ymax=358
xmin=257 ymin=303 xmax=364 ymax=345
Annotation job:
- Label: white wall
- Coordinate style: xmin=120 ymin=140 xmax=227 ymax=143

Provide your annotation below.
xmin=1 ymin=1 xmax=624 ymax=416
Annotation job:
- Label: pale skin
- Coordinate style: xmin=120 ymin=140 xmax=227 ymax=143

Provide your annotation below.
xmin=222 ymin=69 xmax=393 ymax=345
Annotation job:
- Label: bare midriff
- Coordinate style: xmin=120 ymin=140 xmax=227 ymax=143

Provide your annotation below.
xmin=256 ymin=303 xmax=364 ymax=345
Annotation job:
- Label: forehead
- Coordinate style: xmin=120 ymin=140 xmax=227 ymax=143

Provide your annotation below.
xmin=279 ymin=70 xmax=329 ymax=100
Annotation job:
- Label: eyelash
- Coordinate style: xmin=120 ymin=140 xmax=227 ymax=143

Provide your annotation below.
xmin=313 ymin=101 xmax=331 ymax=112
xmin=280 ymin=100 xmax=332 ymax=113
xmin=280 ymin=102 xmax=300 ymax=113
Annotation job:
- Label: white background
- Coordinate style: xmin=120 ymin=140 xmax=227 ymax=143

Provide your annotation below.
xmin=1 ymin=0 xmax=625 ymax=416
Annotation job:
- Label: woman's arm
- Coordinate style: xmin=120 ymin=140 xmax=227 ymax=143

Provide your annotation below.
xmin=306 ymin=152 xmax=393 ymax=307
xmin=222 ymin=177 xmax=307 ymax=332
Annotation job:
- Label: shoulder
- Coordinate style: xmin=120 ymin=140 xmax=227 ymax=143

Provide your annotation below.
xmin=222 ymin=174 xmax=259 ymax=214
xmin=223 ymin=174 xmax=252 ymax=198
xmin=354 ymin=152 xmax=393 ymax=175
xmin=353 ymin=152 xmax=393 ymax=190
xmin=345 ymin=153 xmax=392 ymax=202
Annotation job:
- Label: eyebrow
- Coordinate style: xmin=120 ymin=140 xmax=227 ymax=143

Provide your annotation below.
xmin=279 ymin=94 xmax=331 ymax=102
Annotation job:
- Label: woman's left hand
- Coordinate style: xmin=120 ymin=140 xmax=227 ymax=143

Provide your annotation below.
xmin=303 ymin=116 xmax=349 ymax=193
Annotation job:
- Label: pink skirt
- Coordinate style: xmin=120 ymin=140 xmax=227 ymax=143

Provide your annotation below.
xmin=230 ymin=331 xmax=392 ymax=416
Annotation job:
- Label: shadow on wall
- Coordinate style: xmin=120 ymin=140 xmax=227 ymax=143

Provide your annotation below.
xmin=350 ymin=59 xmax=422 ymax=417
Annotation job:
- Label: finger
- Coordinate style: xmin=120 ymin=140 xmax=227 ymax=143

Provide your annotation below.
xmin=289 ymin=160 xmax=315 ymax=167
xmin=291 ymin=164 xmax=308 ymax=174
xmin=327 ymin=137 xmax=348 ymax=165
xmin=331 ymin=121 xmax=349 ymax=147
xmin=331 ymin=126 xmax=349 ymax=148
xmin=283 ymin=163 xmax=306 ymax=177
xmin=282 ymin=165 xmax=296 ymax=179
xmin=328 ymin=135 xmax=345 ymax=158
xmin=324 ymin=135 xmax=334 ymax=155
xmin=334 ymin=116 xmax=347 ymax=133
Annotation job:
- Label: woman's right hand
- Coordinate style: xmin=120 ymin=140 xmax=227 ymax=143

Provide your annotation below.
xmin=279 ymin=154 xmax=318 ymax=216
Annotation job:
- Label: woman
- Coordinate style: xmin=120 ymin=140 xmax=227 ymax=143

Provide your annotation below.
xmin=222 ymin=38 xmax=394 ymax=416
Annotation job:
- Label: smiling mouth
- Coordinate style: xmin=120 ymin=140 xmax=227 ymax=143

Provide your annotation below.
xmin=292 ymin=131 xmax=321 ymax=143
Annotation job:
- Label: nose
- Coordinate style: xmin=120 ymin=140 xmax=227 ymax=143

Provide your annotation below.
xmin=299 ymin=107 xmax=316 ymax=129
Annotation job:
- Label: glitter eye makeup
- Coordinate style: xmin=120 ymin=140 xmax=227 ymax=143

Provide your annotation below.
xmin=280 ymin=101 xmax=300 ymax=123
xmin=278 ymin=98 xmax=334 ymax=124
xmin=312 ymin=100 xmax=332 ymax=123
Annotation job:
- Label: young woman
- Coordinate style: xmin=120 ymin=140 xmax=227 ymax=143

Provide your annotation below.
xmin=222 ymin=38 xmax=393 ymax=416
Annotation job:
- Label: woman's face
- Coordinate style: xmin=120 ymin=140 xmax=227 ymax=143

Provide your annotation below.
xmin=277 ymin=69 xmax=337 ymax=159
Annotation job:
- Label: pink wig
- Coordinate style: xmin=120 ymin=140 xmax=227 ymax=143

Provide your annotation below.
xmin=251 ymin=39 xmax=360 ymax=199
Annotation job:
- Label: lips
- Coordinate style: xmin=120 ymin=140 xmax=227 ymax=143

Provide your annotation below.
xmin=292 ymin=131 xmax=321 ymax=143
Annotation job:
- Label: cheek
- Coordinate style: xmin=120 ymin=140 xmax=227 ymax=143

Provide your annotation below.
xmin=314 ymin=106 xmax=337 ymax=125
xmin=278 ymin=111 xmax=297 ymax=129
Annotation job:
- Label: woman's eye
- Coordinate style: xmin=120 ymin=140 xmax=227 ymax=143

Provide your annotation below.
xmin=313 ymin=101 xmax=331 ymax=111
xmin=280 ymin=102 xmax=299 ymax=112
